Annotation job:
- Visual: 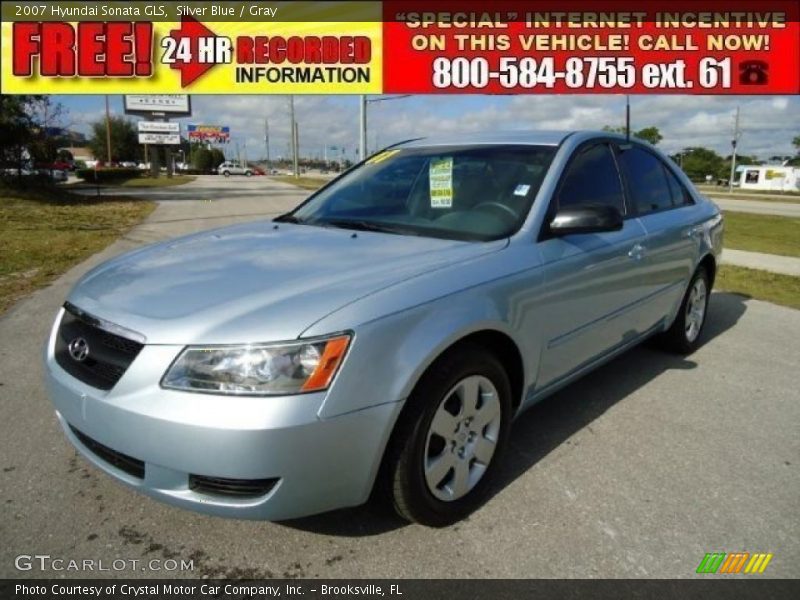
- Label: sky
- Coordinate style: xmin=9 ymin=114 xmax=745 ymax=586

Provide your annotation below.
xmin=54 ymin=94 xmax=800 ymax=162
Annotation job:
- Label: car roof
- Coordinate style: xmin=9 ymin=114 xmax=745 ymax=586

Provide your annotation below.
xmin=397 ymin=130 xmax=575 ymax=148
xmin=396 ymin=130 xmax=635 ymax=149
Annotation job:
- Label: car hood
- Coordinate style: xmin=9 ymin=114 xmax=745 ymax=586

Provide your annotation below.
xmin=67 ymin=221 xmax=505 ymax=344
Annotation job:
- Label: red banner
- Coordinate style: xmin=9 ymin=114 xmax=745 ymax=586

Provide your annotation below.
xmin=383 ymin=1 xmax=800 ymax=94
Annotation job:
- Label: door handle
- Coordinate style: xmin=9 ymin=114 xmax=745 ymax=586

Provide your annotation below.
xmin=628 ymin=243 xmax=646 ymax=260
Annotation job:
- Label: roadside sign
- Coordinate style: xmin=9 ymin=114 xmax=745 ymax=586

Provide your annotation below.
xmin=138 ymin=121 xmax=180 ymax=133
xmin=187 ymin=124 xmax=230 ymax=143
xmin=138 ymin=133 xmax=180 ymax=145
xmin=124 ymin=95 xmax=191 ymax=116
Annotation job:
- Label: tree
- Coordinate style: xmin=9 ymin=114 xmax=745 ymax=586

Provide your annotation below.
xmin=602 ymin=125 xmax=662 ymax=145
xmin=0 ymin=96 xmax=34 ymax=171
xmin=88 ymin=116 xmax=141 ymax=163
xmin=191 ymin=147 xmax=213 ymax=172
xmin=674 ymin=147 xmax=725 ymax=181
xmin=0 ymin=95 xmax=62 ymax=171
xmin=634 ymin=126 xmax=663 ymax=146
xmin=793 ymin=135 xmax=800 ymax=152
xmin=210 ymin=148 xmax=225 ymax=168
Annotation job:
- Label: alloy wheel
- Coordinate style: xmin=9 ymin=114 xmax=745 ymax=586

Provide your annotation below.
xmin=423 ymin=375 xmax=502 ymax=502
xmin=685 ymin=278 xmax=707 ymax=343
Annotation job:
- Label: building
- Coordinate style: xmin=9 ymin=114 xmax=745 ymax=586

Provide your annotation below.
xmin=738 ymin=165 xmax=800 ymax=192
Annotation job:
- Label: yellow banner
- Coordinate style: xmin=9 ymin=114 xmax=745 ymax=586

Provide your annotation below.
xmin=1 ymin=15 xmax=382 ymax=94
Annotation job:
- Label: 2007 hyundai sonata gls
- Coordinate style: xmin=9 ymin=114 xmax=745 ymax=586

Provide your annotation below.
xmin=45 ymin=130 xmax=722 ymax=526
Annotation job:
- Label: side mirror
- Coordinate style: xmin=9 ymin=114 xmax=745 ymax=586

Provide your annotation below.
xmin=549 ymin=204 xmax=623 ymax=236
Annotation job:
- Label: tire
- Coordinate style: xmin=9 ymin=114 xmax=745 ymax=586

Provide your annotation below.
xmin=222 ymin=171 xmax=230 ymax=177
xmin=657 ymin=266 xmax=710 ymax=354
xmin=245 ymin=171 xmax=252 ymax=177
xmin=386 ymin=343 xmax=512 ymax=527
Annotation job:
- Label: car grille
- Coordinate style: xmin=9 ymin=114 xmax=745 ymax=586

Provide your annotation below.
xmin=189 ymin=474 xmax=279 ymax=498
xmin=54 ymin=304 xmax=144 ymax=391
xmin=70 ymin=426 xmax=145 ymax=479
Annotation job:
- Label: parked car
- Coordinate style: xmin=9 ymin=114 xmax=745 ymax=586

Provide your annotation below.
xmin=38 ymin=168 xmax=68 ymax=182
xmin=217 ymin=161 xmax=253 ymax=177
xmin=49 ymin=160 xmax=73 ymax=171
xmin=44 ymin=131 xmax=723 ymax=526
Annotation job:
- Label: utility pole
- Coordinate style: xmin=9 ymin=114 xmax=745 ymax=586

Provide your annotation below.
xmin=728 ymin=106 xmax=741 ymax=193
xmin=359 ymin=95 xmax=367 ymax=160
xmin=359 ymin=95 xmax=410 ymax=161
xmin=264 ymin=118 xmax=270 ymax=166
xmin=293 ymin=121 xmax=299 ymax=177
xmin=104 ymin=95 xmax=112 ymax=163
xmin=289 ymin=95 xmax=299 ymax=177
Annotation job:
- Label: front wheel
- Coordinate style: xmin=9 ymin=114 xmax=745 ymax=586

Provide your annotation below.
xmin=658 ymin=266 xmax=710 ymax=354
xmin=222 ymin=171 xmax=230 ymax=177
xmin=245 ymin=171 xmax=252 ymax=177
xmin=386 ymin=344 xmax=512 ymax=526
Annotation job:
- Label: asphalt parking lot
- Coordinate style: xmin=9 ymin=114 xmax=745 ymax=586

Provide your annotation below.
xmin=1 ymin=175 xmax=798 ymax=579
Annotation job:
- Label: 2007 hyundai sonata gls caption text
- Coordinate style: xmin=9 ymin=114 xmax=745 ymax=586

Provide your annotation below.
xmin=45 ymin=131 xmax=723 ymax=526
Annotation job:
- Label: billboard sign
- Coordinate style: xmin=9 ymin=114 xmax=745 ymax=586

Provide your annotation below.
xmin=124 ymin=95 xmax=191 ymax=116
xmin=188 ymin=125 xmax=231 ymax=144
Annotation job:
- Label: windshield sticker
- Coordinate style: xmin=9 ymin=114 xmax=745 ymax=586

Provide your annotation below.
xmin=513 ymin=184 xmax=531 ymax=197
xmin=366 ymin=149 xmax=400 ymax=165
xmin=429 ymin=157 xmax=454 ymax=208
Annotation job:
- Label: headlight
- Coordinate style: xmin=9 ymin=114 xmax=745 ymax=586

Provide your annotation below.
xmin=161 ymin=334 xmax=351 ymax=395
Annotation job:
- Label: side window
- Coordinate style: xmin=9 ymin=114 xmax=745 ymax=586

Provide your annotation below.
xmin=663 ymin=164 xmax=693 ymax=207
xmin=617 ymin=147 xmax=674 ymax=215
xmin=557 ymin=144 xmax=624 ymax=213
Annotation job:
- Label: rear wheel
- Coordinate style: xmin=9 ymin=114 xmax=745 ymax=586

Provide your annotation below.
xmin=386 ymin=344 xmax=512 ymax=526
xmin=658 ymin=266 xmax=710 ymax=354
xmin=245 ymin=171 xmax=252 ymax=177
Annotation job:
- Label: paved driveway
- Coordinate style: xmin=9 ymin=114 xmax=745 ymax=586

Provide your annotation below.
xmin=1 ymin=180 xmax=798 ymax=579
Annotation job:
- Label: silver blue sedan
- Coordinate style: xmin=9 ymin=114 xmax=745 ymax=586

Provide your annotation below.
xmin=45 ymin=130 xmax=723 ymax=526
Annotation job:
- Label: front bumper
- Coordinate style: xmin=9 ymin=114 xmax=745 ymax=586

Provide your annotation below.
xmin=45 ymin=315 xmax=403 ymax=520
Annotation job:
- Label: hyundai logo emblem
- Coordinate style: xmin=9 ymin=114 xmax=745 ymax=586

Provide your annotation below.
xmin=68 ymin=337 xmax=90 ymax=362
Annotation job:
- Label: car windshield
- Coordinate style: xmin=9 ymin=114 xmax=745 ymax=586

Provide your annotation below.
xmin=284 ymin=144 xmax=557 ymax=241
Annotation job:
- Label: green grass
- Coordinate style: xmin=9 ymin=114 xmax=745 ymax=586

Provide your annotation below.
xmin=722 ymin=211 xmax=800 ymax=258
xmin=0 ymin=183 xmax=155 ymax=314
xmin=119 ymin=175 xmax=195 ymax=187
xmin=697 ymin=185 xmax=800 ymax=202
xmin=73 ymin=175 xmax=196 ymax=188
xmin=716 ymin=265 xmax=800 ymax=310
xmin=273 ymin=175 xmax=328 ymax=190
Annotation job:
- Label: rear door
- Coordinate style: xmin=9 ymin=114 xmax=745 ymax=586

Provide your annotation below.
xmin=615 ymin=145 xmax=702 ymax=329
xmin=535 ymin=142 xmax=650 ymax=389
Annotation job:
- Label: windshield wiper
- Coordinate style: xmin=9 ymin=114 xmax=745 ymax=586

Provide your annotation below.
xmin=320 ymin=219 xmax=419 ymax=236
xmin=273 ymin=213 xmax=304 ymax=224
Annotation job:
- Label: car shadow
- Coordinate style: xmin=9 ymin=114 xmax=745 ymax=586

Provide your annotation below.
xmin=279 ymin=292 xmax=748 ymax=536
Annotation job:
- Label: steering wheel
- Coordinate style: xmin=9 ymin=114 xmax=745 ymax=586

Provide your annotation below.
xmin=472 ymin=202 xmax=518 ymax=221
